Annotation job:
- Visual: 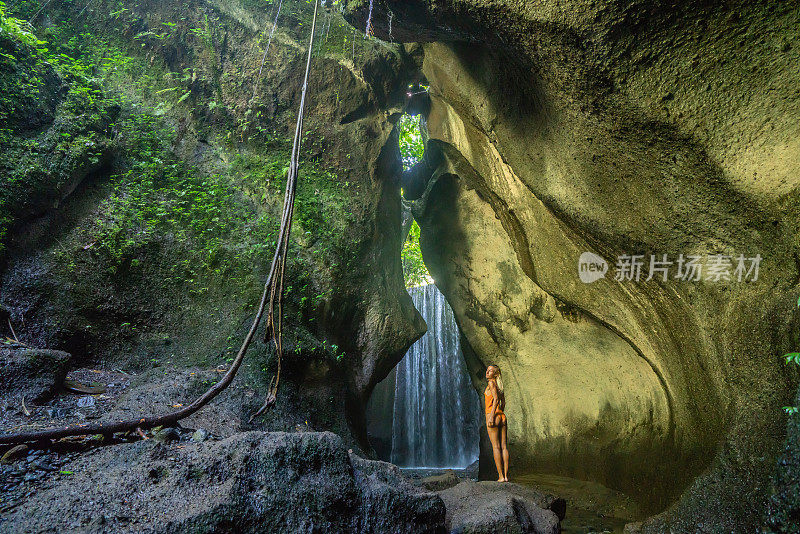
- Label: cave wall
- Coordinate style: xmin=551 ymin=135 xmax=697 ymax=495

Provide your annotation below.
xmin=344 ymin=0 xmax=800 ymax=528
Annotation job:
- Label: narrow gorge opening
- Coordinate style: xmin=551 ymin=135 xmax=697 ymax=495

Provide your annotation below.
xmin=367 ymin=68 xmax=689 ymax=524
xmin=365 ymin=103 xmax=481 ymax=469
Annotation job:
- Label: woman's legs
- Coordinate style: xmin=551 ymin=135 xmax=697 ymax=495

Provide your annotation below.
xmin=486 ymin=424 xmax=504 ymax=481
xmin=500 ymin=420 xmax=509 ymax=482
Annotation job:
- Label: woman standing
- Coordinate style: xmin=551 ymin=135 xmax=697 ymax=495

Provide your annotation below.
xmin=485 ymin=365 xmax=509 ymax=482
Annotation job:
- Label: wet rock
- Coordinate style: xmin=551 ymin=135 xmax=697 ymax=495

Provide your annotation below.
xmin=0 ymin=348 xmax=70 ymax=403
xmin=32 ymin=460 xmax=58 ymax=472
xmin=464 ymin=459 xmax=479 ymax=480
xmin=350 ymin=454 xmax=447 ymax=531
xmin=438 ymin=481 xmax=563 ymax=534
xmin=417 ymin=470 xmax=461 ymax=491
xmin=76 ymin=396 xmax=96 ymax=408
xmin=1 ymin=431 xmax=446 ymax=533
xmin=152 ymin=427 xmax=180 ymax=443
xmin=189 ymin=428 xmax=209 ymax=442
xmin=46 ymin=407 xmax=69 ymax=419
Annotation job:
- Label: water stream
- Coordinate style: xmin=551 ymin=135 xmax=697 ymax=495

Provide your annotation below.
xmin=367 ymin=283 xmax=481 ymax=468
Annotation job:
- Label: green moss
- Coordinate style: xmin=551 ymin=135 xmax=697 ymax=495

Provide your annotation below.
xmin=0 ymin=11 xmax=120 ymax=259
xmin=0 ymin=0 xmax=372 ymax=376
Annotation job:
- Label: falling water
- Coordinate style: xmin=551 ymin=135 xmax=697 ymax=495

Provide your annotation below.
xmin=389 ymin=284 xmax=481 ymax=468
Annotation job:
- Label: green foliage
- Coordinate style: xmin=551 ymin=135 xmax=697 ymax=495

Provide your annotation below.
xmin=0 ymin=2 xmax=47 ymax=53
xmin=783 ymin=298 xmax=800 ymax=414
xmin=0 ymin=12 xmax=120 ymax=259
xmin=83 ymin=112 xmax=243 ymax=286
xmin=0 ymin=0 xmax=365 ymax=369
xmin=189 ymin=14 xmax=214 ymax=48
xmin=398 ymin=113 xmax=423 ymax=171
xmin=397 ymin=112 xmax=430 ymax=287
xmin=403 ymin=220 xmax=431 ymax=288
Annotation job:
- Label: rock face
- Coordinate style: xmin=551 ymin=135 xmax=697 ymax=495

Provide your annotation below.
xmin=0 ymin=0 xmax=424 ymax=453
xmin=1 ymin=431 xmax=446 ymax=533
xmin=1 ymin=0 xmax=798 ymax=530
xmin=438 ymin=481 xmax=564 ymax=534
xmin=343 ymin=0 xmax=800 ymax=528
xmin=0 ymin=348 xmax=70 ymax=403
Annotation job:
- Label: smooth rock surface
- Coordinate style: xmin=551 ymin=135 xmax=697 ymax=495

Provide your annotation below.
xmin=438 ymin=481 xmax=563 ymax=534
xmin=344 ymin=0 xmax=800 ymax=528
xmin=418 ymin=470 xmax=461 ymax=492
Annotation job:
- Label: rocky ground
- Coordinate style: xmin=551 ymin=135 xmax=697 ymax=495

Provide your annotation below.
xmin=0 ymin=433 xmax=569 ymax=533
xmin=0 ymin=0 xmax=797 ymax=531
xmin=0 ymin=347 xmax=567 ymax=533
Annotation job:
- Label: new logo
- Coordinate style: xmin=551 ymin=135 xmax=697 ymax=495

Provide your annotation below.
xmin=578 ymin=252 xmax=608 ymax=283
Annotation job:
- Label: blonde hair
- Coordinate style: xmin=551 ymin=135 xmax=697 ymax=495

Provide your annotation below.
xmin=489 ymin=365 xmax=504 ymax=393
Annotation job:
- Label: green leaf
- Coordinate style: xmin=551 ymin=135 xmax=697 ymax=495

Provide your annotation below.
xmin=59 ymin=470 xmax=74 ymax=475
xmin=397 ymin=113 xmax=424 ymax=171
xmin=783 ymin=406 xmax=798 ymax=415
xmin=785 ymin=353 xmax=800 ymax=365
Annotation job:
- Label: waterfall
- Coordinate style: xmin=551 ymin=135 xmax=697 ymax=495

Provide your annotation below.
xmin=389 ymin=283 xmax=481 ymax=468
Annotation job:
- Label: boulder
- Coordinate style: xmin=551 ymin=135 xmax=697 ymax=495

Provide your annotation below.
xmin=438 ymin=481 xmax=564 ymax=534
xmin=350 ymin=455 xmax=448 ymax=532
xmin=1 ymin=431 xmax=446 ymax=533
xmin=0 ymin=347 xmax=70 ymax=403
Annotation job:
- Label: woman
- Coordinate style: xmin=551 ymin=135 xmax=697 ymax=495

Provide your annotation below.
xmin=485 ymin=365 xmax=509 ymax=482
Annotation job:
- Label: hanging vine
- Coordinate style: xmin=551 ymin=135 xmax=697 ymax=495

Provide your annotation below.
xmin=251 ymin=0 xmax=285 ymax=103
xmin=0 ymin=0 xmax=322 ymax=446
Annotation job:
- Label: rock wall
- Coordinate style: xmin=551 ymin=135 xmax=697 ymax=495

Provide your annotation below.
xmin=3 ymin=0 xmax=799 ymax=528
xmin=0 ymin=0 xmax=423 ymax=451
xmin=343 ymin=0 xmax=800 ymax=527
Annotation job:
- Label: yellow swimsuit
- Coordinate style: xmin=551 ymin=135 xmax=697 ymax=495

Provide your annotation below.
xmin=484 ymin=384 xmax=506 ymax=426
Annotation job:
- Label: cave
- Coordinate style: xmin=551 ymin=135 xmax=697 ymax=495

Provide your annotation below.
xmin=355 ymin=0 xmax=800 ymax=528
xmin=0 ymin=0 xmax=798 ymax=532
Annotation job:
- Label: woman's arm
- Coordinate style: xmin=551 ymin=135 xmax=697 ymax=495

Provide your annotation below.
xmin=487 ymin=380 xmax=499 ymax=427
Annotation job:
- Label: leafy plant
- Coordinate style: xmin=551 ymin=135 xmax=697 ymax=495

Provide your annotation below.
xmin=783 ymin=295 xmax=800 ymax=414
xmin=397 ymin=113 xmax=424 ymax=171
xmin=0 ymin=2 xmax=47 ymax=53
xmin=189 ymin=14 xmax=214 ymax=48
xmin=396 ymin=112 xmax=431 ymax=287
xmin=403 ymin=220 xmax=431 ymax=288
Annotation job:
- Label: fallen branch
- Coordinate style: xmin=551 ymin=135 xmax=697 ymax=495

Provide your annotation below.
xmin=0 ymin=271 xmax=271 ymax=445
xmin=7 ymin=318 xmax=18 ymax=342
